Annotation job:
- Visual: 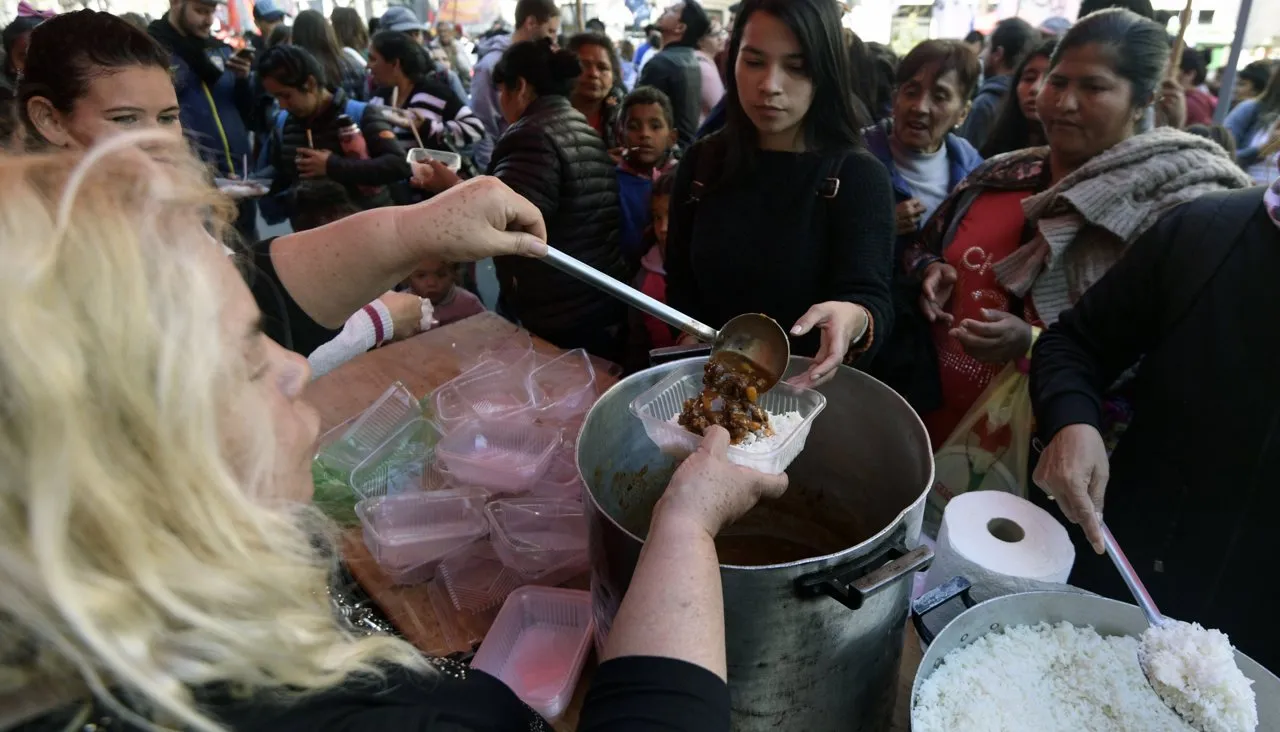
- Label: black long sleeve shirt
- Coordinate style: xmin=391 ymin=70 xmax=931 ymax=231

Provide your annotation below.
xmin=665 ymin=143 xmax=896 ymax=361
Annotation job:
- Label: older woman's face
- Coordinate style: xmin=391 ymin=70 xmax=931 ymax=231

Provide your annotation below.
xmin=574 ymin=43 xmax=614 ymax=103
xmin=892 ymin=64 xmax=969 ymax=154
xmin=28 ymin=66 xmax=182 ymax=149
xmin=212 ymin=248 xmax=319 ymax=504
xmin=1037 ymin=43 xmax=1142 ymax=166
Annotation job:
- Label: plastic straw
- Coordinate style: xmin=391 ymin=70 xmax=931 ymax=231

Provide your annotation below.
xmin=306 ymin=129 xmax=314 ymax=149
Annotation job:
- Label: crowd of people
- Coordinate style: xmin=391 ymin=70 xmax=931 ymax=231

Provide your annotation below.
xmin=1 ymin=0 xmax=1278 ymax=728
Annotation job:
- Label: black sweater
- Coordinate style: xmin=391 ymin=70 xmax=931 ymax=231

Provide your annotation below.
xmin=1030 ymin=188 xmax=1279 ymax=669
xmin=19 ymin=656 xmax=730 ymax=731
xmin=665 ymin=140 xmax=896 ymax=360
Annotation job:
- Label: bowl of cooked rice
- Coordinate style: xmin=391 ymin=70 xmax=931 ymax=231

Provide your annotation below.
xmin=910 ymin=589 xmax=1275 ymax=732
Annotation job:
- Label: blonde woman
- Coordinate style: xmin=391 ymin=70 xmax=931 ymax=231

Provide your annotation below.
xmin=3 ymin=135 xmax=786 ymax=731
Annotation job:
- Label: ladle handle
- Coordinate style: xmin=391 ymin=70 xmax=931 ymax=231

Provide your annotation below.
xmin=1101 ymin=522 xmax=1164 ymax=627
xmin=543 ymin=246 xmax=718 ymax=342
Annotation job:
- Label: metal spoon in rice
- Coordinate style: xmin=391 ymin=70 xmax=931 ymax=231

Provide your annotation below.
xmin=1102 ymin=523 xmax=1257 ymax=731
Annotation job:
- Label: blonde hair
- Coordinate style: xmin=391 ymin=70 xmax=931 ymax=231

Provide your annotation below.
xmin=0 ymin=134 xmax=425 ymax=731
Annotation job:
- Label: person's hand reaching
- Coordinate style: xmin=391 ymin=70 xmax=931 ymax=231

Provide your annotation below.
xmin=919 ymin=261 xmax=957 ymax=325
xmin=393 ymin=176 xmax=548 ymax=263
xmin=379 ymin=291 xmax=426 ymax=341
xmin=655 ymin=426 xmax=789 ymax=538
xmin=895 ymin=198 xmax=927 ymax=236
xmin=1033 ymin=424 xmax=1110 ymax=553
xmin=788 ymin=301 xmax=869 ymax=389
xmin=949 ymin=308 xmax=1032 ymax=363
xmin=295 ymin=148 xmax=332 ymax=179
xmin=410 ymin=159 xmax=462 ymax=194
xmin=1154 ymin=79 xmax=1187 ymax=130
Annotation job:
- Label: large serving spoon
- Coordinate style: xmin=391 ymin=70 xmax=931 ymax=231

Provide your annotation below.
xmin=1102 ymin=523 xmax=1253 ymax=731
xmin=542 ymin=247 xmax=790 ymax=390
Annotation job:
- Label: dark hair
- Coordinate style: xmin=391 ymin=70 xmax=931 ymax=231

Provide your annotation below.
xmin=988 ymin=17 xmax=1037 ymax=73
xmin=367 ymin=16 xmax=380 ymax=36
xmin=3 ymin=16 xmax=43 ymax=79
xmin=118 ymin=12 xmax=149 ymax=31
xmin=647 ymin=30 xmax=662 ymax=49
xmin=267 ymin=23 xmax=292 ymax=47
xmin=18 ymin=10 xmax=171 ymax=141
xmin=1253 ymin=64 xmax=1280 ymax=123
xmin=1178 ymin=47 xmax=1207 ymax=86
xmin=330 ymin=7 xmax=369 ymax=51
xmin=371 ymin=30 xmax=436 ymax=82
xmin=896 ymin=39 xmax=981 ymax=101
xmin=963 ymin=30 xmax=984 ymax=46
xmin=715 ymin=0 xmax=862 ymax=189
xmin=677 ymin=0 xmax=711 ymax=47
xmin=293 ymin=10 xmax=350 ymax=93
xmin=981 ymin=38 xmax=1056 ymax=158
xmin=257 ymin=44 xmax=327 ymax=90
xmin=291 ymin=180 xmax=360 ymax=231
xmin=1079 ymin=0 xmax=1155 ymax=20
xmin=621 ymin=85 xmax=674 ymax=127
xmin=619 ymin=39 xmax=635 ymax=59
xmin=867 ymin=42 xmax=897 ymax=123
xmin=847 ymin=31 xmax=881 ymax=124
xmin=653 ymin=167 xmax=677 ymax=197
xmin=585 ymin=17 xmax=606 ymax=33
xmin=1052 ymin=8 xmax=1167 ymax=107
xmin=514 ymin=0 xmax=559 ymax=29
xmin=568 ymin=31 xmax=622 ymax=86
xmin=493 ymin=38 xmax=580 ymax=98
xmin=1184 ymin=123 xmax=1236 ymax=161
xmin=1238 ymin=61 xmax=1275 ymax=98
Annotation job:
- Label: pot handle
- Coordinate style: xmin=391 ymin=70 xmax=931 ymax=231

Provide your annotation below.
xmin=910 ymin=576 xmax=976 ymax=647
xmin=795 ymin=544 xmax=934 ymax=611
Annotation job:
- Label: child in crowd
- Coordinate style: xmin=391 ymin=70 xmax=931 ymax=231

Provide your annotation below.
xmin=616 ymin=86 xmax=678 ymax=269
xmin=405 ymin=256 xmax=486 ymax=327
xmin=627 ymin=170 xmax=677 ymax=370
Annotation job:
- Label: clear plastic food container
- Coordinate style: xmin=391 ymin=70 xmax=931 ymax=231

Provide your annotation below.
xmin=528 ymin=348 xmax=597 ymax=420
xmin=356 ymin=488 xmax=488 ymax=582
xmin=629 ymin=360 xmax=827 ymax=474
xmin=349 ymin=418 xmax=442 ymax=500
xmin=437 ymin=541 xmax=524 ymax=613
xmin=343 ymin=382 xmax=422 ymax=454
xmin=486 ymin=498 xmax=587 ymax=575
xmin=471 ymin=586 xmax=594 ymax=722
xmin=432 ymin=360 xmax=504 ymax=433
xmin=435 ymin=420 xmax=561 ymax=493
xmin=529 ymin=447 xmax=582 ymax=500
xmin=451 ymin=366 xmax=534 ymax=421
xmin=406 ymin=147 xmax=461 ymax=172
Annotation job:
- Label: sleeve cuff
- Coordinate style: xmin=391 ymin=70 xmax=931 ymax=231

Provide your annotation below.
xmin=363 ymin=300 xmax=394 ymax=345
xmin=1038 ymin=392 xmax=1103 ymax=442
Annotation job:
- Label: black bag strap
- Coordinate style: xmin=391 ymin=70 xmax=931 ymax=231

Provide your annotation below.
xmin=1159 ymin=187 xmax=1265 ymax=336
xmin=689 ymin=146 xmax=847 ymax=203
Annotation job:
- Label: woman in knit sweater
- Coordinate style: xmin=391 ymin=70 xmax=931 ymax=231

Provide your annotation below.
xmin=665 ymin=0 xmax=895 ymax=389
xmin=904 ymin=8 xmax=1250 ymax=449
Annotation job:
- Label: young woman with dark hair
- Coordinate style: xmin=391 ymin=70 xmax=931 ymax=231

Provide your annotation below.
xmin=367 ymin=30 xmax=485 ymax=153
xmin=1224 ymin=64 xmax=1280 ymax=185
xmin=981 ymin=38 xmax=1055 ymax=158
xmin=486 ymin=37 xmax=630 ymax=361
xmin=568 ymin=31 xmax=625 ymax=144
xmin=665 ymin=0 xmax=895 ymax=389
xmin=904 ymin=9 xmax=1249 ymax=448
xmin=19 ymin=9 xmax=178 ymax=149
xmin=292 ymin=10 xmax=367 ymax=101
xmin=330 ymin=7 xmax=370 ymax=68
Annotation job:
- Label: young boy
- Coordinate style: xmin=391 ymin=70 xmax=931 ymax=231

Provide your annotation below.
xmin=627 ymin=170 xmax=678 ymax=370
xmin=616 ymin=86 xmax=678 ymax=269
xmin=406 ymin=256 xmax=486 ymax=327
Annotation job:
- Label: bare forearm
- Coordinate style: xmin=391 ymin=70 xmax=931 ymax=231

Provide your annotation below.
xmin=601 ymin=504 xmax=727 ymax=679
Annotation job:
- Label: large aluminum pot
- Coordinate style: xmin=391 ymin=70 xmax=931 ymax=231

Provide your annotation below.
xmin=578 ymin=357 xmax=936 ymax=731
xmin=910 ymin=583 xmax=1280 ymax=728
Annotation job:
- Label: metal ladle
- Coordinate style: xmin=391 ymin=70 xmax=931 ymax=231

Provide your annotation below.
xmin=542 ymin=247 xmax=791 ymax=390
xmin=1101 ymin=522 xmax=1217 ymax=732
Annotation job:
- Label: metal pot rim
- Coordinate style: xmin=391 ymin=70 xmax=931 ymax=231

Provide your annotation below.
xmin=578 ymin=358 xmax=936 ymax=571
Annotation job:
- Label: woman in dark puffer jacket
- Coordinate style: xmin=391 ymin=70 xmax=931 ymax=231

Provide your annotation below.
xmin=488 ymin=38 xmax=629 ymax=362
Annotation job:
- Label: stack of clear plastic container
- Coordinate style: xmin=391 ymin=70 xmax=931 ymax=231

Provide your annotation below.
xmin=436 ymin=541 xmax=526 ymax=613
xmin=356 ymin=487 xmax=488 ymax=585
xmin=486 ymin=498 xmax=587 ymax=575
xmin=629 ymin=360 xmax=828 ymax=474
xmin=471 ymin=587 xmax=595 ymax=722
xmin=527 ymin=349 xmax=596 ymax=421
xmin=435 ymin=419 xmax=561 ymax=493
xmin=349 ymin=417 xmax=443 ymax=499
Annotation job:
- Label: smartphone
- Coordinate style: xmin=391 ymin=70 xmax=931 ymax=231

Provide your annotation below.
xmin=234 ymin=48 xmax=255 ymax=61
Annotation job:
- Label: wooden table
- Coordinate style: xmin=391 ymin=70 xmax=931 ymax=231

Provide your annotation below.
xmin=306 ymin=312 xmax=923 ymax=731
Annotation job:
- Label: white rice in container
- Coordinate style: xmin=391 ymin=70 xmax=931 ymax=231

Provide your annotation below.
xmin=913 ymin=622 xmax=1198 ymax=732
xmin=1141 ymin=620 xmax=1257 ymax=732
xmin=669 ymin=410 xmax=804 ymax=453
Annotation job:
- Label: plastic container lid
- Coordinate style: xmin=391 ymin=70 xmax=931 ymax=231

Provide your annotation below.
xmin=356 ymin=488 xmax=488 ymax=578
xmin=437 ymin=541 xmax=525 ymax=613
xmin=349 ymin=418 xmax=443 ymax=499
xmin=485 ymin=497 xmax=587 ymax=575
xmin=432 ymin=360 xmax=505 ymax=433
xmin=435 ymin=419 xmax=561 ymax=493
xmin=451 ymin=366 xmax=534 ymax=421
xmin=527 ymin=348 xmax=597 ymax=421
xmin=629 ymin=360 xmax=827 ymax=474
xmin=342 ymin=382 xmax=422 ymax=454
xmin=471 ymin=586 xmax=594 ymax=722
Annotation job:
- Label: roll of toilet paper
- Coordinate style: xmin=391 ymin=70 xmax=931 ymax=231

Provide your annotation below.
xmin=923 ymin=490 xmax=1075 ymax=604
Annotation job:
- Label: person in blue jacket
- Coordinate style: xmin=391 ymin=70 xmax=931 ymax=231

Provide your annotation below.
xmin=148 ymin=0 xmax=256 ymax=234
xmin=864 ymin=39 xmax=984 ymax=411
xmin=1224 ymin=64 xmax=1280 ymax=185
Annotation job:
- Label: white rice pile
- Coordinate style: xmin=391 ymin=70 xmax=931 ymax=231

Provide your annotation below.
xmin=670 ymin=410 xmax=803 ymax=453
xmin=1141 ymin=620 xmax=1257 ymax=732
xmin=913 ymin=622 xmax=1197 ymax=732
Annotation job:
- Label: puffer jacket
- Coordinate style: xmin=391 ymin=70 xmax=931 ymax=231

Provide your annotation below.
xmin=489 ymin=94 xmax=628 ymax=340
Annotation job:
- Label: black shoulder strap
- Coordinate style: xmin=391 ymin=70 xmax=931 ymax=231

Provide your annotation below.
xmin=817 ymin=152 xmax=845 ymax=199
xmin=689 ymin=146 xmax=847 ymax=202
xmin=1160 ymin=187 xmax=1265 ymax=336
